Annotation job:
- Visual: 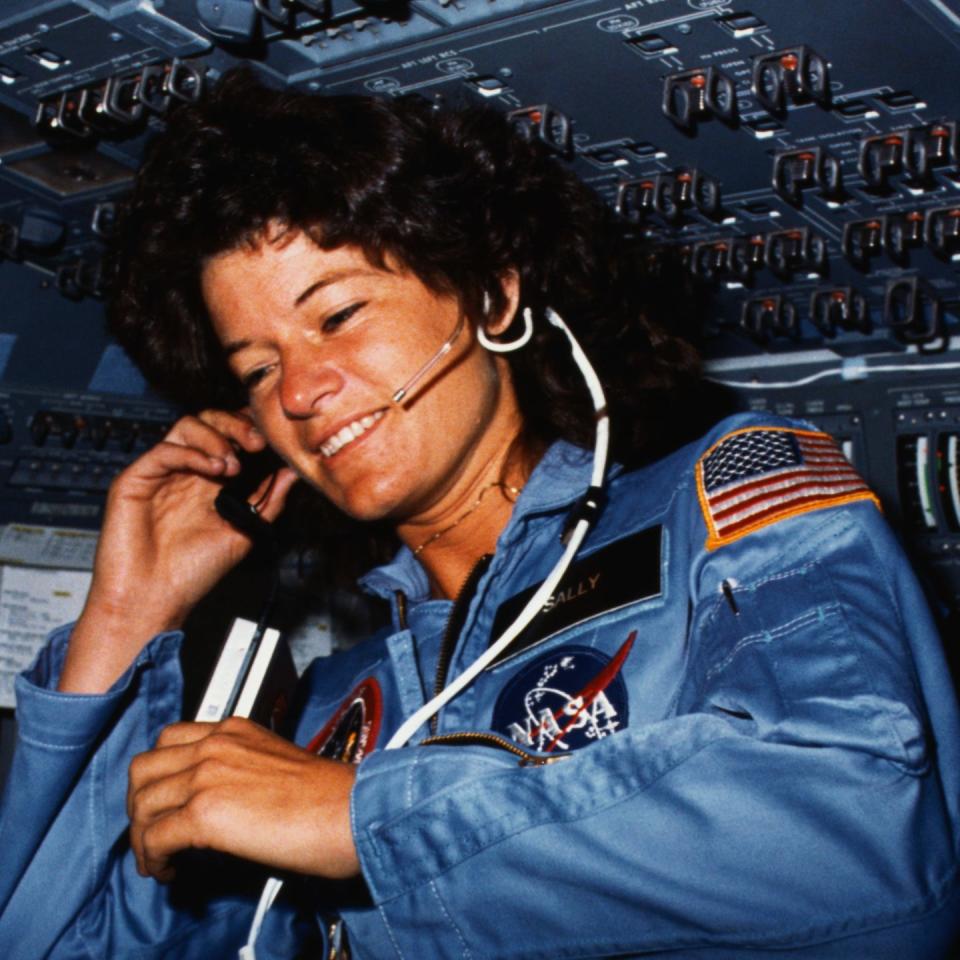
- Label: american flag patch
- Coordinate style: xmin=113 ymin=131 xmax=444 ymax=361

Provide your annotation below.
xmin=697 ymin=427 xmax=880 ymax=550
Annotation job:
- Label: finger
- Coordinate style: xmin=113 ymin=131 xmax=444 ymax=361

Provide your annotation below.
xmin=129 ymin=763 xmax=197 ymax=875
xmin=120 ymin=440 xmax=240 ymax=486
xmin=161 ymin=417 xmax=243 ymax=469
xmin=212 ymin=715 xmax=301 ymax=756
xmin=127 ymin=726 xmax=224 ymax=814
xmin=154 ymin=720 xmax=222 ymax=748
xmin=127 ymin=724 xmax=223 ymax=816
xmin=156 ymin=717 xmax=293 ymax=759
xmin=254 ymin=467 xmax=300 ymax=523
xmin=127 ymin=719 xmax=297 ymax=820
xmin=128 ymin=742 xmax=236 ymax=875
xmin=182 ymin=409 xmax=268 ymax=455
xmin=127 ymin=740 xmax=198 ymax=819
xmin=139 ymin=793 xmax=216 ymax=881
xmin=197 ymin=409 xmax=267 ymax=453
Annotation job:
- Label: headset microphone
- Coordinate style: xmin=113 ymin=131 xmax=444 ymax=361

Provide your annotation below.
xmin=389 ymin=312 xmax=467 ymax=405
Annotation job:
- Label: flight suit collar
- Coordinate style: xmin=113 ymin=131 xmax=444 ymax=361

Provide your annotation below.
xmin=359 ymin=440 xmax=610 ymax=614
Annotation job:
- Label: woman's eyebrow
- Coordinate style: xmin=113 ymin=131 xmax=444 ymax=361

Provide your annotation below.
xmin=293 ymin=269 xmax=379 ymax=308
xmin=220 ymin=269 xmax=382 ymax=356
xmin=221 ymin=337 xmax=252 ymax=359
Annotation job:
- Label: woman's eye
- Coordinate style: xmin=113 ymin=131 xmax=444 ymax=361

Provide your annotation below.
xmin=241 ymin=366 xmax=271 ymax=391
xmin=322 ymin=301 xmax=365 ymax=333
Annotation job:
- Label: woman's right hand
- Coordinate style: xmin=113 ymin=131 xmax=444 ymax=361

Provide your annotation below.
xmin=58 ymin=410 xmax=298 ymax=694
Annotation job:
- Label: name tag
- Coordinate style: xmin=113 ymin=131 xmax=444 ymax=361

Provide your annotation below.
xmin=487 ymin=525 xmax=662 ymax=667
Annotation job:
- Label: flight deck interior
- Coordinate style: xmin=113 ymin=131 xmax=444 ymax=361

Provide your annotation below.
xmin=1 ymin=0 xmax=959 ymax=782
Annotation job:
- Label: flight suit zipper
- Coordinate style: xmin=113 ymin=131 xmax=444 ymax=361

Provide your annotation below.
xmin=394 ymin=590 xmax=408 ymax=631
xmin=421 ymin=730 xmax=571 ymax=766
xmin=430 ymin=554 xmax=493 ymax=735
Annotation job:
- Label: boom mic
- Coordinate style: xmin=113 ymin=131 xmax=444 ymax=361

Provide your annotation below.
xmin=390 ymin=312 xmax=467 ymax=406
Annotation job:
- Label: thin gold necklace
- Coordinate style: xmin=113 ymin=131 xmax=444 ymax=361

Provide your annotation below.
xmin=412 ymin=480 xmax=521 ymax=557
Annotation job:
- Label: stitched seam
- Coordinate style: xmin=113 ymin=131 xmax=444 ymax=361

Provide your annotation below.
xmin=839 ymin=513 xmax=910 ymax=663
xmin=405 ymin=748 xmax=421 ymax=811
xmin=16 ymin=733 xmax=96 ymax=750
xmin=377 ymin=903 xmax=407 ymax=959
xmin=743 ymin=562 xmax=817 ymax=590
xmin=703 ymin=606 xmax=837 ymax=683
xmin=697 ymin=561 xmax=818 ymax=641
xmin=22 ymin=685 xmax=128 ymax=703
xmin=817 ymin=527 xmax=924 ymax=770
xmin=799 ymin=513 xmax=926 ymax=770
xmin=74 ymin=752 xmax=98 ymax=960
xmin=430 ymin=879 xmax=473 ymax=959
xmin=448 ymin=737 xmax=712 ymax=845
xmin=701 ymin=563 xmax=817 ymax=632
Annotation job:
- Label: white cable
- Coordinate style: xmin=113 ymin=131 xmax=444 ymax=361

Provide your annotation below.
xmin=385 ymin=307 xmax=608 ymax=749
xmin=544 ymin=307 xmax=609 ymax=492
xmin=239 ymin=876 xmax=284 ymax=960
xmin=240 ymin=305 xmax=609 ymax=957
xmin=708 ymin=359 xmax=960 ymax=390
xmin=384 ymin=518 xmax=589 ymax=748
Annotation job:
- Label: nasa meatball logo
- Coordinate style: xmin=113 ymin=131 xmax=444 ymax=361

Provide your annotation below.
xmin=492 ymin=634 xmax=634 ymax=754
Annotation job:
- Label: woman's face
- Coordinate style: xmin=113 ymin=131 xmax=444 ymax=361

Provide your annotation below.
xmin=201 ymin=230 xmax=523 ymax=525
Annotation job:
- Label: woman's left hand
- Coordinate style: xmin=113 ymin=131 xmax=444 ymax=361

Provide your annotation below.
xmin=127 ymin=717 xmax=359 ymax=883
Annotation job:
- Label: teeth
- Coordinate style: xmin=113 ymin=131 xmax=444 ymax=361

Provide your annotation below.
xmin=320 ymin=410 xmax=385 ymax=458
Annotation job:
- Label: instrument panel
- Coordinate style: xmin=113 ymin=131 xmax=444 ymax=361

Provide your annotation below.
xmin=0 ymin=0 xmax=958 ymax=633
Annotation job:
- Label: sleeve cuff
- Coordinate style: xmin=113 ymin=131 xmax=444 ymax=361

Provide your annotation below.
xmin=14 ymin=624 xmax=184 ymax=749
xmin=351 ymin=743 xmax=518 ymax=905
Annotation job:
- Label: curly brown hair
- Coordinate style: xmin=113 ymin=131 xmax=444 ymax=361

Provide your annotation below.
xmin=110 ymin=68 xmax=717 ymax=469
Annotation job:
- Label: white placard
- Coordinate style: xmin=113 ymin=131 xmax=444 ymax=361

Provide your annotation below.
xmin=0 ymin=565 xmax=92 ymax=708
xmin=0 ymin=525 xmax=99 ymax=571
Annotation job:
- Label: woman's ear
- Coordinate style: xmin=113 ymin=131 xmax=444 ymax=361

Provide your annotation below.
xmin=484 ymin=270 xmax=522 ymax=337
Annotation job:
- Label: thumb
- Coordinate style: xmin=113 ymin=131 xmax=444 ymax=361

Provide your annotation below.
xmin=257 ymin=467 xmax=300 ymax=522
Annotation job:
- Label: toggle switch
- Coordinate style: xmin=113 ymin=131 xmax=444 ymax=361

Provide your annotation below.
xmin=752 ymin=45 xmax=830 ymax=115
xmin=739 ymin=295 xmax=798 ymax=343
xmin=772 ymin=146 xmax=843 ymax=204
xmin=842 ymin=217 xmax=887 ymax=269
xmin=507 ymin=104 xmax=572 ymax=157
xmin=858 ymin=133 xmax=905 ymax=191
xmin=885 ymin=275 xmax=946 ymax=351
xmin=924 ymin=206 xmax=960 ymax=259
xmin=726 ymin=234 xmax=767 ymax=281
xmin=885 ymin=210 xmax=925 ymax=262
xmin=662 ymin=67 xmax=738 ymax=131
xmin=764 ymin=227 xmax=826 ymax=279
xmin=809 ymin=288 xmax=870 ymax=338
xmin=690 ymin=240 xmax=731 ymax=282
xmin=903 ymin=121 xmax=957 ymax=185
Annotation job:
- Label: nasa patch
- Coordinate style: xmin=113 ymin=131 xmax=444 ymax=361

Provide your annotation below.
xmin=306 ymin=678 xmax=382 ymax=764
xmin=491 ymin=634 xmax=634 ymax=754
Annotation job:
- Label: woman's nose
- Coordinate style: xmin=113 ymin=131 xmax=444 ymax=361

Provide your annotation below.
xmin=278 ymin=350 xmax=345 ymax=418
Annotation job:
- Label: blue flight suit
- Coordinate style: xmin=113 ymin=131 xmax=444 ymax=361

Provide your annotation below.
xmin=1 ymin=412 xmax=958 ymax=959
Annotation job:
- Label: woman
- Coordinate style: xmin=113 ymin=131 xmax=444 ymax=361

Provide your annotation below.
xmin=1 ymin=71 xmax=958 ymax=959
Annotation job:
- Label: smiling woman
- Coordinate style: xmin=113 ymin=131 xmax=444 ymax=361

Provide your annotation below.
xmin=0 ymin=69 xmax=958 ymax=960
xmin=200 ymin=234 xmax=526 ymax=569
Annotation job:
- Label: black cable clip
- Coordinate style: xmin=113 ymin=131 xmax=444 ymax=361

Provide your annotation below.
xmin=561 ymin=485 xmax=607 ymax=544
